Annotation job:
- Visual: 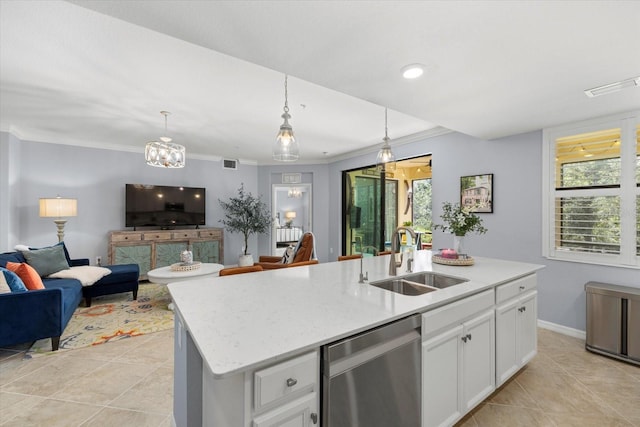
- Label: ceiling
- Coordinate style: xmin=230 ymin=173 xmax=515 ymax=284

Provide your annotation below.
xmin=1 ymin=1 xmax=639 ymax=165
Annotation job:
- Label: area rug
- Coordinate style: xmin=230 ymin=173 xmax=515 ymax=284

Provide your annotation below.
xmin=26 ymin=283 xmax=173 ymax=357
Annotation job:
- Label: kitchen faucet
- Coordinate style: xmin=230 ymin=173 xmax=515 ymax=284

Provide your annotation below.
xmin=389 ymin=226 xmax=417 ymax=275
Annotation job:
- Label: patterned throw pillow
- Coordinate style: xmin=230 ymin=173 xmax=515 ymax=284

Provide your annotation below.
xmin=5 ymin=262 xmax=45 ymax=290
xmin=0 ymin=267 xmax=27 ymax=293
xmin=280 ymin=245 xmax=296 ymax=264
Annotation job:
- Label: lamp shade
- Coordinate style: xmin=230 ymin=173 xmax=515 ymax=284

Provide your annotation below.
xmin=285 ymin=211 xmax=297 ymax=220
xmin=39 ymin=197 xmax=77 ymax=218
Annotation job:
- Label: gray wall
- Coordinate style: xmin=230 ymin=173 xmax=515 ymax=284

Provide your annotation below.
xmin=2 ymin=130 xmax=638 ymax=332
xmin=1 ymin=133 xmax=258 ymax=265
xmin=328 ymin=130 xmax=638 ymax=332
xmin=257 ymin=165 xmax=330 ymax=262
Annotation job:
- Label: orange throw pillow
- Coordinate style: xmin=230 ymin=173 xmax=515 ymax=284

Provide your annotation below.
xmin=5 ymin=262 xmax=45 ymax=290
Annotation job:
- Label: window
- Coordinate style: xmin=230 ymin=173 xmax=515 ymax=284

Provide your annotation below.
xmin=543 ymin=112 xmax=640 ymax=268
xmin=412 ymin=178 xmax=432 ymax=231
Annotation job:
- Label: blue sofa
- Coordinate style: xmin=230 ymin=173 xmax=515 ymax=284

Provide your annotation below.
xmin=0 ymin=250 xmax=139 ymax=351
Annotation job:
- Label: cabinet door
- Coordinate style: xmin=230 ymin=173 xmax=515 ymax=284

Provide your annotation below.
xmin=253 ymin=392 xmax=318 ymax=427
xmin=193 ymin=240 xmax=220 ymax=263
xmin=518 ymin=291 xmax=537 ymax=366
xmin=422 ymin=324 xmax=463 ymax=427
xmin=495 ymin=298 xmax=520 ymax=386
xmin=156 ymin=242 xmax=187 ymax=267
xmin=461 ymin=310 xmax=495 ymax=411
xmin=114 ymin=244 xmax=151 ymax=276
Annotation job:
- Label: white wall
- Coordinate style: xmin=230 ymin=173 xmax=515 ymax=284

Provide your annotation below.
xmin=2 ymin=133 xmax=258 ymax=265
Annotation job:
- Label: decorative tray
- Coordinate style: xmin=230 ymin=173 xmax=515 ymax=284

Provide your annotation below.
xmin=432 ymin=255 xmax=475 ymax=266
xmin=170 ymin=261 xmax=202 ymax=272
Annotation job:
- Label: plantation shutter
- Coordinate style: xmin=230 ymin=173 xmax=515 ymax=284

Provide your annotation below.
xmin=554 ymin=128 xmax=622 ymax=255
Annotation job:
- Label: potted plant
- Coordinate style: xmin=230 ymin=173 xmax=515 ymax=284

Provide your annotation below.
xmin=433 ymin=201 xmax=487 ymax=253
xmin=219 ymin=184 xmax=272 ymax=266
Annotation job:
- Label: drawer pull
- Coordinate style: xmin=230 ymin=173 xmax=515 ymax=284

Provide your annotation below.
xmin=518 ymin=306 xmax=527 ymax=313
xmin=286 ymin=378 xmax=297 ymax=387
xmin=519 ymin=285 xmax=525 ymax=290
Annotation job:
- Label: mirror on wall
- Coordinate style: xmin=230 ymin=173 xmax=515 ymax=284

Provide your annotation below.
xmin=271 ymin=184 xmax=312 ymax=256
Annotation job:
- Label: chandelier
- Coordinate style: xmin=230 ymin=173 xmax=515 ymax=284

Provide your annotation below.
xmin=145 ymin=111 xmax=185 ymax=168
xmin=288 ymin=187 xmax=302 ymax=198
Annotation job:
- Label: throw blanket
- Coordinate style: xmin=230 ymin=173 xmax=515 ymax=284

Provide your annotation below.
xmin=47 ymin=266 xmax=111 ymax=287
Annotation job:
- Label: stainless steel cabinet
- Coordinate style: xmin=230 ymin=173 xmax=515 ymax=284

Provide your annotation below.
xmin=585 ymin=282 xmax=640 ymax=365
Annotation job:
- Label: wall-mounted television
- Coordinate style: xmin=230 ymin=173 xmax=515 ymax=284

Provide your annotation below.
xmin=125 ymin=184 xmax=206 ymax=228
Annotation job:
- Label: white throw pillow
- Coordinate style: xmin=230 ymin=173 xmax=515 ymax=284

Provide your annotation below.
xmin=0 ymin=273 xmax=11 ymax=294
xmin=47 ymin=266 xmax=111 ymax=287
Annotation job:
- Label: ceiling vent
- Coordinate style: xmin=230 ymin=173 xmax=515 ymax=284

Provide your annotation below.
xmin=584 ymin=76 xmax=640 ymax=97
xmin=223 ymin=159 xmax=238 ymax=170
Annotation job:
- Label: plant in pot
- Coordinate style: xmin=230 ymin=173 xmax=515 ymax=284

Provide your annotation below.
xmin=219 ymin=184 xmax=272 ymax=267
xmin=433 ymin=201 xmax=487 ymax=254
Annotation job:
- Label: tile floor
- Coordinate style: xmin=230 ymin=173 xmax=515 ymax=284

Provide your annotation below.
xmin=1 ymin=327 xmax=638 ymax=426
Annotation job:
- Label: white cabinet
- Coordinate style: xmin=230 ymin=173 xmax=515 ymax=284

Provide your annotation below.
xmin=253 ymin=393 xmax=318 ymax=427
xmin=495 ymin=274 xmax=538 ymax=387
xmin=422 ymin=290 xmax=495 ymax=427
xmin=201 ymin=350 xmax=319 ymax=427
xmin=252 ymin=351 xmax=319 ymax=427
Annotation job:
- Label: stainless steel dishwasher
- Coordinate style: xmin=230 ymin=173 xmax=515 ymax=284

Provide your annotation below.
xmin=321 ymin=314 xmax=421 ymax=427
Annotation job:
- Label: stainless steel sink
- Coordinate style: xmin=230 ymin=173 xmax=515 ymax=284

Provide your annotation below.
xmin=370 ymin=278 xmax=439 ymax=296
xmin=369 ymin=273 xmax=468 ymax=296
xmin=401 ymin=272 xmax=468 ymax=289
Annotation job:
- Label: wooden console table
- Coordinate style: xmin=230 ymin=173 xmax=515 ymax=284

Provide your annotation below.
xmin=108 ymin=228 xmax=224 ymax=280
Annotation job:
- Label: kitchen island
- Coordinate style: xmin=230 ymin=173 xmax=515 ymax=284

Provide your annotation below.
xmin=169 ymin=251 xmax=543 ymax=426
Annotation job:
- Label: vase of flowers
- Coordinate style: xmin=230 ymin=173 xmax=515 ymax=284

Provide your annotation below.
xmin=434 ymin=202 xmax=487 ymax=253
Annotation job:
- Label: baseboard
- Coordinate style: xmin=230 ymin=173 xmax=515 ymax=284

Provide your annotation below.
xmin=537 ymin=319 xmax=586 ymax=340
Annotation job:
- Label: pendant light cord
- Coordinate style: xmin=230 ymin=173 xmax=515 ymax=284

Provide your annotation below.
xmin=284 ymin=75 xmax=289 ymax=114
xmin=385 ymin=108 xmax=388 ymax=139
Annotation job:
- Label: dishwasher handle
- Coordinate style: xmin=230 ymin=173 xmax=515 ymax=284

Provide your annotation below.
xmin=326 ymin=328 xmax=421 ymax=378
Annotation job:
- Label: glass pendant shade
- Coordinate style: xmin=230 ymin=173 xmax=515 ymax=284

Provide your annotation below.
xmin=273 ymin=75 xmax=299 ymax=162
xmin=145 ymin=111 xmax=186 ymax=168
xmin=376 ymin=138 xmax=396 ymax=165
xmin=376 ymin=108 xmax=395 ymax=170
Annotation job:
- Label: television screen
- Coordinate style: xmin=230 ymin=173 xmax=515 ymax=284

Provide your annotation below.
xmin=125 ymin=184 xmax=206 ymax=228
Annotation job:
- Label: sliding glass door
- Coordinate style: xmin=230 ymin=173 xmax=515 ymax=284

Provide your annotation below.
xmin=343 ymin=168 xmax=397 ymax=256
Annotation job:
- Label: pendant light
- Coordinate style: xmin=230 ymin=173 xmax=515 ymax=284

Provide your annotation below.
xmin=273 ymin=75 xmax=299 ymax=162
xmin=376 ymin=108 xmax=396 ymax=170
xmin=145 ymin=111 xmax=186 ymax=168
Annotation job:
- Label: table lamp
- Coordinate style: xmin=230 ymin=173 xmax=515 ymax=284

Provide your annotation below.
xmin=285 ymin=211 xmax=296 ymax=227
xmin=39 ymin=196 xmax=77 ymax=242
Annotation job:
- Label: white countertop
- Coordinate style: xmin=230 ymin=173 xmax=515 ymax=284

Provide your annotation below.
xmin=168 ymin=251 xmax=543 ymax=378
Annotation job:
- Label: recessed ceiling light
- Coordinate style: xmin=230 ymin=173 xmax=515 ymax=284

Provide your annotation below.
xmin=401 ymin=63 xmax=425 ymax=79
xmin=584 ymin=76 xmax=640 ymax=97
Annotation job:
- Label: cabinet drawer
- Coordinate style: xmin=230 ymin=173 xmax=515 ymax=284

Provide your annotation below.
xmin=199 ymin=229 xmax=222 ymax=239
xmin=173 ymin=230 xmax=199 ymax=239
xmin=496 ymin=274 xmax=537 ymax=304
xmin=422 ymin=289 xmax=494 ymax=337
xmin=143 ymin=231 xmax=173 ymax=240
xmin=254 ymin=351 xmax=317 ymax=411
xmin=111 ymin=233 xmax=142 ymax=242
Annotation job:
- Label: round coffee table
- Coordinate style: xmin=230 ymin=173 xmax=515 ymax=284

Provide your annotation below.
xmin=147 ymin=263 xmax=224 ymax=310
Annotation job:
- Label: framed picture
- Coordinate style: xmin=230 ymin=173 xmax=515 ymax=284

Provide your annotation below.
xmin=460 ymin=174 xmax=493 ymax=213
